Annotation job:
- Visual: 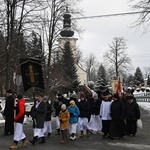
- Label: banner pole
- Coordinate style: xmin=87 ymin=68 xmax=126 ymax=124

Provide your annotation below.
xmin=33 ymin=87 xmax=36 ymax=107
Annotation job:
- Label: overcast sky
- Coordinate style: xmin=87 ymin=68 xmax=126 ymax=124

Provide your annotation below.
xmin=74 ymin=0 xmax=150 ymax=74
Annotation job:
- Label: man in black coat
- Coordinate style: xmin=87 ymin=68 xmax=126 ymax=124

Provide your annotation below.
xmin=3 ymin=90 xmax=15 ymax=135
xmin=125 ymin=96 xmax=140 ymax=136
xmin=30 ymin=93 xmax=47 ymax=145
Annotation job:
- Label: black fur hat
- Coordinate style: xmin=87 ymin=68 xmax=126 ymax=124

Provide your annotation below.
xmin=17 ymin=94 xmax=23 ymax=99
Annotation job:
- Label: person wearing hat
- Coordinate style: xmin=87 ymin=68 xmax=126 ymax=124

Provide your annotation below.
xmin=125 ymin=96 xmax=141 ymax=136
xmin=43 ymin=96 xmax=53 ymax=137
xmin=100 ymin=91 xmax=113 ymax=138
xmin=9 ymin=94 xmax=28 ymax=149
xmin=59 ymin=104 xmax=70 ymax=144
xmin=108 ymin=93 xmax=126 ymax=139
xmin=67 ymin=100 xmax=80 ymax=140
xmin=3 ymin=90 xmax=15 ymax=136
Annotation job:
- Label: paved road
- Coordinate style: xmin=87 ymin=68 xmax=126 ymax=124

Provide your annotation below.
xmin=0 ymin=107 xmax=150 ymax=150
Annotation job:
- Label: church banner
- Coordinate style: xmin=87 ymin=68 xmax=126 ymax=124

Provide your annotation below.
xmin=20 ymin=58 xmax=45 ymax=92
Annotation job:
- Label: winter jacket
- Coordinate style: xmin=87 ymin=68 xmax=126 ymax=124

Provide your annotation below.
xmin=77 ymin=99 xmax=90 ymax=118
xmin=59 ymin=109 xmax=70 ymax=129
xmin=14 ymin=98 xmax=25 ymax=123
xmin=33 ymin=100 xmax=47 ymax=128
xmin=110 ymin=99 xmax=125 ymax=120
xmin=90 ymin=98 xmax=101 ymax=115
xmin=45 ymin=102 xmax=53 ymax=121
xmin=53 ymin=97 xmax=68 ymax=116
xmin=67 ymin=105 xmax=80 ymax=124
xmin=125 ymin=102 xmax=140 ymax=121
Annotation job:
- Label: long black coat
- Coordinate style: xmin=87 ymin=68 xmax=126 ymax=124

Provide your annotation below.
xmin=109 ymin=99 xmax=126 ymax=137
xmin=34 ymin=101 xmax=47 ymax=128
xmin=125 ymin=102 xmax=140 ymax=121
xmin=3 ymin=95 xmax=14 ymax=134
xmin=110 ymin=99 xmax=125 ymax=120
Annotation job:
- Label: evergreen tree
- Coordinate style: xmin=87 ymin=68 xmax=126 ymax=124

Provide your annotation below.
xmin=60 ymin=41 xmax=80 ymax=92
xmin=126 ymin=74 xmax=134 ymax=87
xmin=96 ymin=63 xmax=108 ymax=88
xmin=27 ymin=31 xmax=43 ymax=58
xmin=134 ymin=67 xmax=144 ymax=86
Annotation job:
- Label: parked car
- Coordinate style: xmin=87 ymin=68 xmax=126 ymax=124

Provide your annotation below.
xmin=24 ymin=98 xmax=34 ymax=116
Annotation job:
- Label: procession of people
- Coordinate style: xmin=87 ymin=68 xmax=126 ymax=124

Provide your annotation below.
xmin=1 ymin=86 xmax=141 ymax=149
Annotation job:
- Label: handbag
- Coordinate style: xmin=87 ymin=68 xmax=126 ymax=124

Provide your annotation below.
xmin=137 ymin=119 xmax=143 ymax=129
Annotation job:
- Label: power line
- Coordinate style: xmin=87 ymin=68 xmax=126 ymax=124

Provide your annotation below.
xmin=72 ymin=11 xmax=150 ymax=20
xmin=0 ymin=11 xmax=149 ymax=26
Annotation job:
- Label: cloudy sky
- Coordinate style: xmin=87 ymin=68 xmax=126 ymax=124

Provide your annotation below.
xmin=74 ymin=0 xmax=150 ymax=74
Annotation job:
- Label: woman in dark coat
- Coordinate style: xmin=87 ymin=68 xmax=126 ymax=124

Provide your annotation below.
xmin=109 ymin=93 xmax=126 ymax=139
xmin=125 ymin=96 xmax=140 ymax=136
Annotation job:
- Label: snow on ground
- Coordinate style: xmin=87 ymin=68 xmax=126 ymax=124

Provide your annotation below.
xmin=138 ymin=102 xmax=150 ymax=114
xmin=108 ymin=142 xmax=150 ymax=149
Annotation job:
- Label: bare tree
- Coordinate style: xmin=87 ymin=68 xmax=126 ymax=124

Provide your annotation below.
xmin=75 ymin=49 xmax=83 ymax=65
xmin=85 ymin=53 xmax=98 ymax=82
xmin=0 ymin=0 xmax=47 ymax=90
xmin=103 ymin=37 xmax=132 ymax=79
xmin=0 ymin=0 xmax=82 ymax=94
xmin=129 ymin=0 xmax=150 ymax=30
xmin=143 ymin=67 xmax=150 ymax=78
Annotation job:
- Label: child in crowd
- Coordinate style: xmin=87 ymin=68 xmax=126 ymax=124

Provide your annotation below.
xmin=59 ymin=104 xmax=70 ymax=144
xmin=68 ymin=100 xmax=80 ymax=140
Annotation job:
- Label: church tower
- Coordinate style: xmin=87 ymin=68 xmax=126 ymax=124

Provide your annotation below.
xmin=58 ymin=6 xmax=78 ymax=58
xmin=57 ymin=6 xmax=87 ymax=85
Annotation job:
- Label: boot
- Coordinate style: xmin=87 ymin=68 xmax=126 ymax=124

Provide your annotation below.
xmin=60 ymin=139 xmax=66 ymax=144
xmin=55 ymin=129 xmax=60 ymax=135
xmin=80 ymin=131 xmax=84 ymax=138
xmin=30 ymin=136 xmax=38 ymax=145
xmin=39 ymin=137 xmax=46 ymax=144
xmin=88 ymin=129 xmax=93 ymax=134
xmin=47 ymin=132 xmax=51 ymax=137
xmin=10 ymin=143 xmax=17 ymax=149
xmin=21 ymin=139 xmax=28 ymax=147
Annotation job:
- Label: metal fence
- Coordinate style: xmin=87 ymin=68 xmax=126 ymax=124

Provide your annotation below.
xmin=134 ymin=92 xmax=150 ymax=102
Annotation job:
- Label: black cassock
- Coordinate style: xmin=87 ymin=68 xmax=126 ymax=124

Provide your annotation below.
xmin=3 ymin=95 xmax=14 ymax=134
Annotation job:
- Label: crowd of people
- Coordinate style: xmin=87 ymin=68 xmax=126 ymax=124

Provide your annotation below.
xmin=2 ymin=87 xmax=141 ymax=149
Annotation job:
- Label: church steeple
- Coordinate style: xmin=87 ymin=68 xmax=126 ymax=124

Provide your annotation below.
xmin=60 ymin=6 xmax=74 ymax=37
